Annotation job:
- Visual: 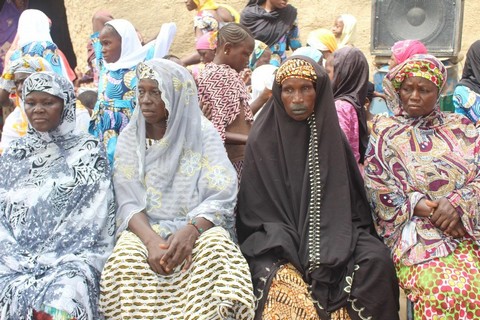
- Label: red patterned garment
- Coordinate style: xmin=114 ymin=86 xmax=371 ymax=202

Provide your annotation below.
xmin=196 ymin=63 xmax=253 ymax=141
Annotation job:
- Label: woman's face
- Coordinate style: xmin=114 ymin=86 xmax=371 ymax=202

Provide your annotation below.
xmin=198 ymin=49 xmax=216 ymax=64
xmin=24 ymin=91 xmax=64 ymax=132
xmin=138 ymin=79 xmax=168 ymax=125
xmin=281 ymin=78 xmax=316 ymax=121
xmin=268 ymin=0 xmax=288 ymax=10
xmin=99 ymin=26 xmax=122 ymax=63
xmin=224 ymin=38 xmax=255 ymax=73
xmin=13 ymin=72 xmax=31 ymax=98
xmin=185 ymin=0 xmax=197 ymax=11
xmin=332 ymin=17 xmax=344 ymax=39
xmin=388 ymin=54 xmax=398 ymax=69
xmin=399 ymin=76 xmax=439 ymax=117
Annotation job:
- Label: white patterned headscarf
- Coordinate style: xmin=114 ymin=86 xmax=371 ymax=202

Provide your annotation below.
xmin=22 ymin=71 xmax=76 ymax=143
xmin=114 ymin=59 xmax=237 ymax=238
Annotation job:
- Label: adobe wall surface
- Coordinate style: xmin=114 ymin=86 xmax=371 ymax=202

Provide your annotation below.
xmin=65 ymin=0 xmax=477 ymax=75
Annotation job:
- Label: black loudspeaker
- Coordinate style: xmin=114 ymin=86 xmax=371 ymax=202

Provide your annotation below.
xmin=371 ymin=0 xmax=464 ymax=57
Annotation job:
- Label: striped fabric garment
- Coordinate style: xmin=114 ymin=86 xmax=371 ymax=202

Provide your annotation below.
xmin=99 ymin=226 xmax=255 ymax=319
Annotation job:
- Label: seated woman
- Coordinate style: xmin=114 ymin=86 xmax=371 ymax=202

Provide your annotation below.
xmin=454 ymin=40 xmax=480 ymax=122
xmin=237 ymin=56 xmax=399 ymax=320
xmin=99 ymin=59 xmax=255 ymax=319
xmin=365 ymin=54 xmax=480 ymax=318
xmin=0 ymin=71 xmax=115 ymax=319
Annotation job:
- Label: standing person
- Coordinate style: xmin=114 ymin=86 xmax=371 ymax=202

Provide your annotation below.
xmin=454 ymin=40 xmax=480 ymax=122
xmin=0 ymin=71 xmax=115 ymax=319
xmin=99 ymin=59 xmax=255 ymax=319
xmin=332 ymin=13 xmax=357 ymax=48
xmin=237 ymin=56 xmax=400 ymax=320
xmin=365 ymin=54 xmax=480 ymax=319
xmin=28 ymin=0 xmax=78 ymax=73
xmin=3 ymin=9 xmax=75 ymax=81
xmin=240 ymin=0 xmax=301 ymax=67
xmin=326 ymin=46 xmax=369 ymax=168
xmin=0 ymin=0 xmax=27 ymax=74
xmin=388 ymin=39 xmax=428 ymax=69
xmin=0 ymin=56 xmax=53 ymax=153
xmin=89 ymin=18 xmax=176 ymax=164
xmin=89 ymin=19 xmax=143 ymax=164
xmin=196 ymin=23 xmax=256 ymax=180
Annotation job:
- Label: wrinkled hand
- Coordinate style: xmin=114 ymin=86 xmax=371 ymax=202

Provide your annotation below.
xmin=429 ymin=198 xmax=465 ymax=237
xmin=145 ymin=234 xmax=170 ymax=275
xmin=159 ymin=226 xmax=198 ymax=273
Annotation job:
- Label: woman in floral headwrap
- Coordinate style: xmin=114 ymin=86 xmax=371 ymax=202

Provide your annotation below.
xmin=364 ymin=54 xmax=480 ymax=318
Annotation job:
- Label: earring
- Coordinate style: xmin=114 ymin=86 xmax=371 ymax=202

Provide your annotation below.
xmin=224 ymin=51 xmax=228 ymax=55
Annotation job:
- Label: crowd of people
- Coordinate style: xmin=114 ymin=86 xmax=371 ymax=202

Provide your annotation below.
xmin=0 ymin=0 xmax=480 ymax=319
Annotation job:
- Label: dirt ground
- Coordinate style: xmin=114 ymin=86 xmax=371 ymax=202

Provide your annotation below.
xmin=65 ymin=0 xmax=477 ymax=79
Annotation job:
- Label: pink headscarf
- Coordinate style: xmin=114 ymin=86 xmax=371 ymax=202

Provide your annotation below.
xmin=391 ymin=39 xmax=428 ymax=65
xmin=195 ymin=31 xmax=217 ymax=50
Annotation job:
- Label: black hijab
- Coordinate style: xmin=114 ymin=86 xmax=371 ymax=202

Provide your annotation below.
xmin=331 ymin=46 xmax=369 ymax=163
xmin=240 ymin=0 xmax=297 ymax=46
xmin=458 ymin=40 xmax=480 ymax=94
xmin=236 ymin=56 xmax=373 ymax=316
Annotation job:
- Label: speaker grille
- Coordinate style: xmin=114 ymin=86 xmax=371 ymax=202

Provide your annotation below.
xmin=371 ymin=0 xmax=464 ymax=57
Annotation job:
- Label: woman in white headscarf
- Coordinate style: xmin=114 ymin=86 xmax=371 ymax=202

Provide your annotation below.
xmin=332 ymin=13 xmax=357 ymax=48
xmin=0 ymin=71 xmax=115 ymax=319
xmin=99 ymin=58 xmax=255 ymax=319
xmin=89 ymin=18 xmax=176 ymax=165
xmin=3 ymin=9 xmax=75 ymax=81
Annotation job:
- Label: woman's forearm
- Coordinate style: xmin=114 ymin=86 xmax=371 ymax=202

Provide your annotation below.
xmin=128 ymin=211 xmax=161 ymax=246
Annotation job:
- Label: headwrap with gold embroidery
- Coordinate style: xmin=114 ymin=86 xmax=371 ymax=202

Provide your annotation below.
xmin=275 ymin=58 xmax=317 ymax=85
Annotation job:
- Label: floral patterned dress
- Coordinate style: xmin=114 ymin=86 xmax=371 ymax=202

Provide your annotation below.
xmin=365 ymin=110 xmax=480 ymax=318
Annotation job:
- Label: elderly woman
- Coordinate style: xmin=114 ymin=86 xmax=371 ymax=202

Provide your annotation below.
xmin=237 ymin=56 xmax=399 ymax=320
xmin=0 ymin=71 xmax=115 ymax=319
xmin=454 ymin=40 xmax=480 ymax=122
xmin=99 ymin=59 xmax=255 ymax=319
xmin=364 ymin=54 xmax=480 ymax=318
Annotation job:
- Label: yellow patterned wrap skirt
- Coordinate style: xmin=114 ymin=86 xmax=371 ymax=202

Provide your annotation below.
xmin=99 ymin=226 xmax=255 ymax=319
xmin=262 ymin=263 xmax=352 ymax=320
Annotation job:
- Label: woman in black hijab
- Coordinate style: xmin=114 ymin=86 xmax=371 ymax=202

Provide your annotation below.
xmin=327 ymin=46 xmax=369 ymax=167
xmin=454 ymin=40 xmax=480 ymax=122
xmin=237 ymin=56 xmax=399 ymax=320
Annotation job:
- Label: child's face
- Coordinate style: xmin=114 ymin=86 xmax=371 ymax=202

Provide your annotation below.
xmin=332 ymin=17 xmax=344 ymax=39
